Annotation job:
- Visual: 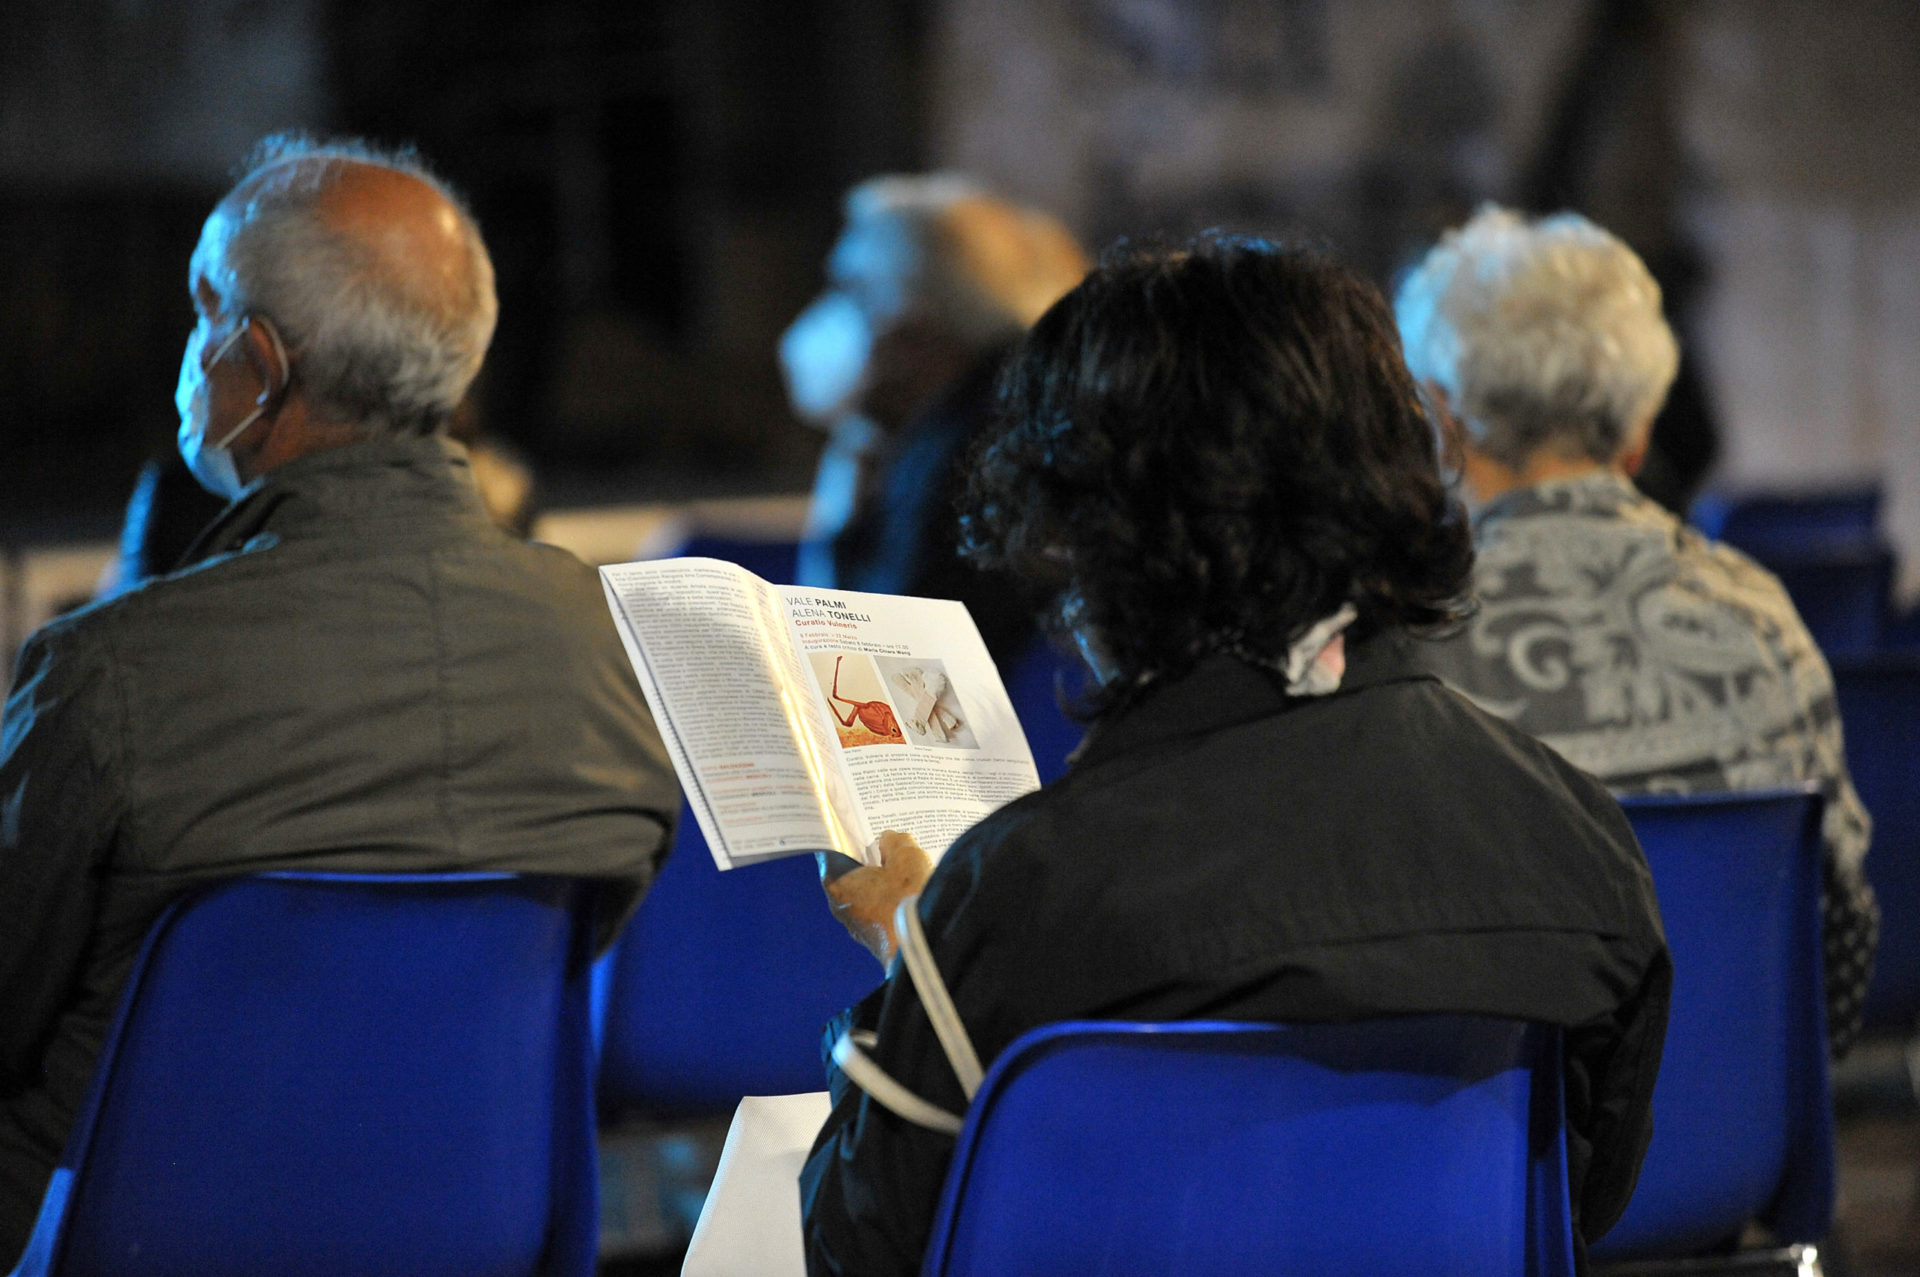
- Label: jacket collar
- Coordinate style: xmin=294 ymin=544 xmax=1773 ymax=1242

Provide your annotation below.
xmin=1471 ymin=469 xmax=1641 ymax=533
xmin=1071 ymin=628 xmax=1437 ymax=772
xmin=179 ymin=434 xmax=490 ymax=567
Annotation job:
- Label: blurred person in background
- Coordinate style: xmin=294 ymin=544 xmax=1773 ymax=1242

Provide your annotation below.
xmin=444 ymin=394 xmax=541 ymax=539
xmin=1399 ymin=206 xmax=1876 ymax=1056
xmin=0 ymin=134 xmax=677 ymax=1264
xmin=803 ymin=236 xmax=1669 ymax=1274
xmin=779 ymin=174 xmax=1087 ymax=666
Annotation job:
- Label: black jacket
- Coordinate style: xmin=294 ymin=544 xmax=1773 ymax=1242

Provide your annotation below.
xmin=801 ymin=632 xmax=1670 ymax=1275
xmin=0 ymin=435 xmax=678 ymax=1260
xmin=817 ymin=349 xmax=1040 ymax=668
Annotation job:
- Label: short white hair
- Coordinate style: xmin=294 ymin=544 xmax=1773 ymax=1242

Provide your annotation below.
xmin=832 ymin=173 xmax=1088 ymax=347
xmin=1394 ymin=205 xmax=1678 ymax=469
xmin=199 ymin=133 xmax=498 ymax=435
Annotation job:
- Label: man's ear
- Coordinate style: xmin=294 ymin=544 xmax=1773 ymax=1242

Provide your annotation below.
xmin=239 ymin=316 xmax=291 ymax=410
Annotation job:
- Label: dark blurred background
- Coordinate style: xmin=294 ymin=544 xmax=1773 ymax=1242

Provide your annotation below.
xmin=3 ymin=0 xmax=1918 ymax=580
xmin=0 ymin=0 xmax=929 ymax=538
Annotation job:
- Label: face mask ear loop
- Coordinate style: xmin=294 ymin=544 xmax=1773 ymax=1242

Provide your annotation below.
xmin=212 ymin=316 xmax=290 ymax=450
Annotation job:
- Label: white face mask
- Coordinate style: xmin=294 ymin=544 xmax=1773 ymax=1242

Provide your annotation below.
xmin=779 ymin=291 xmax=872 ymax=424
xmin=175 ymin=317 xmax=284 ymax=500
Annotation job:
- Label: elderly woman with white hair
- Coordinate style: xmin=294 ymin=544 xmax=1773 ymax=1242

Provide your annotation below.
xmin=1400 ymin=206 xmax=1877 ymax=1056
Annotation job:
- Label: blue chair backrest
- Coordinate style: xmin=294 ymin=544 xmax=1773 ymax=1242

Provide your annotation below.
xmin=1751 ymin=546 xmax=1894 ymax=658
xmin=13 ymin=872 xmax=599 ymax=1277
xmin=1832 ymin=654 xmax=1920 ymax=1028
xmin=1691 ymin=486 xmax=1881 ymax=552
xmin=596 ymin=821 xmax=883 ymax=1115
xmin=923 ymin=1017 xmax=1574 ymax=1277
xmin=1591 ymin=789 xmax=1831 ymax=1261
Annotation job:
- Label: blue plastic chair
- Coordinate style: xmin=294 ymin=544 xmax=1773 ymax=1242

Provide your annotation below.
xmin=1754 ymin=546 xmax=1894 ymax=658
xmin=1832 ymin=654 xmax=1920 ymax=1029
xmin=1690 ymin=487 xmax=1881 ymax=553
xmin=1687 ymin=487 xmax=1892 ymax=655
xmin=1591 ymin=789 xmax=1831 ymax=1265
xmin=923 ymin=1016 xmax=1574 ymax=1277
xmin=596 ymin=822 xmax=884 ymax=1115
xmin=10 ymin=872 xmax=600 ymax=1277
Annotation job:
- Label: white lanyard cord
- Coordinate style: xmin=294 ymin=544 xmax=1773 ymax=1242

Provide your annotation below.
xmin=827 ymin=893 xmax=984 ymax=1135
xmin=830 ymin=1034 xmax=962 ymax=1135
xmin=894 ymin=895 xmax=984 ymax=1099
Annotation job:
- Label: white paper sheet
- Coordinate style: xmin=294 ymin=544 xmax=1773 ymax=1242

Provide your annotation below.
xmin=681 ymin=1091 xmax=834 ymax=1277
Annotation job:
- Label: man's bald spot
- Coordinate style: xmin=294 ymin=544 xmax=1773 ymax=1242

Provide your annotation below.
xmin=225 ymin=156 xmax=489 ymax=327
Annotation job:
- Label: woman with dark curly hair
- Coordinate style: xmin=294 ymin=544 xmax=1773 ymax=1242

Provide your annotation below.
xmin=803 ymin=236 xmax=1669 ymax=1274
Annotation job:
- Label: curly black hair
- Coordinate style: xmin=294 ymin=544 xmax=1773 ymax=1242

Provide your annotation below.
xmin=960 ymin=234 xmax=1473 ymax=716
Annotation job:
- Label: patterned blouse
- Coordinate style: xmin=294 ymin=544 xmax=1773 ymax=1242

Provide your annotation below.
xmin=1422 ymin=471 xmax=1878 ymax=1055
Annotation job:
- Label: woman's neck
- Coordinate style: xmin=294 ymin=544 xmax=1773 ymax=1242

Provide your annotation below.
xmin=1461 ymin=449 xmax=1619 ymax=509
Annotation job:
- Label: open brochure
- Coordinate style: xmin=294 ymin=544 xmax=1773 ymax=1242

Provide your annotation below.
xmin=601 ymin=558 xmax=1042 ymax=870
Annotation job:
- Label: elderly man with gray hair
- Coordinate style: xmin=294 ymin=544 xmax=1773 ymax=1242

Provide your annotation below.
xmin=1400 ymin=206 xmax=1876 ymax=1056
xmin=0 ymin=135 xmax=678 ymax=1262
xmin=780 ymin=174 xmax=1088 ymax=667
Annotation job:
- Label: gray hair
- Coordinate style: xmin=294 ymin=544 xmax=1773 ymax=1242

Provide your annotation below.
xmin=1394 ymin=205 xmax=1679 ymax=470
xmin=835 ymin=174 xmax=1088 ymax=347
xmin=198 ymin=133 xmax=498 ymax=435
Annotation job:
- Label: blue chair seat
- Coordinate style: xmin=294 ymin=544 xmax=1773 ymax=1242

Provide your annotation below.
xmin=11 ymin=872 xmax=600 ymax=1277
xmin=924 ymin=1016 xmax=1574 ymax=1277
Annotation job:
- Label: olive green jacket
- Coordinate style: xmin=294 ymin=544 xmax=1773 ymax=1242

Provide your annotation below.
xmin=0 ymin=435 xmax=677 ymax=1244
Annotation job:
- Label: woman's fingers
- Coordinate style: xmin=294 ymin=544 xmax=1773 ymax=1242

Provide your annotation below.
xmin=873 ymin=830 xmax=933 ymax=893
xmin=821 ymin=831 xmax=933 ymax=966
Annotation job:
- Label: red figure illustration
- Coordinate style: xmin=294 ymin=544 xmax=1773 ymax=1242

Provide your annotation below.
xmin=829 ymin=655 xmax=905 ymax=742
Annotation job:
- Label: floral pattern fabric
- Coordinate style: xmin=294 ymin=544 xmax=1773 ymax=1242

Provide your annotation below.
xmin=1423 ymin=471 xmax=1877 ymax=1055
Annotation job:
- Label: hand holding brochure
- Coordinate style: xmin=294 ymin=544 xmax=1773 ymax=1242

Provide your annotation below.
xmin=601 ymin=558 xmax=1042 ymax=869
